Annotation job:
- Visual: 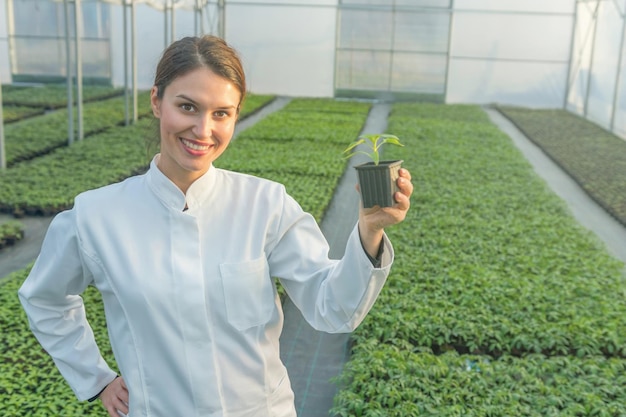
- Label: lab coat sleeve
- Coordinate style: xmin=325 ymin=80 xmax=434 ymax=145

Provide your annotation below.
xmin=268 ymin=188 xmax=393 ymax=334
xmin=18 ymin=209 xmax=118 ymax=401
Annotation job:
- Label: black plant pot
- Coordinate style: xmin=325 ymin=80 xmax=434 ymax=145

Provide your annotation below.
xmin=355 ymin=160 xmax=403 ymax=208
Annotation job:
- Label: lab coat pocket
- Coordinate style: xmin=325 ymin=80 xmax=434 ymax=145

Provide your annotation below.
xmin=220 ymin=257 xmax=274 ymax=331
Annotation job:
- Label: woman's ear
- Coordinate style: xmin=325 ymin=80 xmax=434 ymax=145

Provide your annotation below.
xmin=150 ymin=86 xmax=161 ymax=118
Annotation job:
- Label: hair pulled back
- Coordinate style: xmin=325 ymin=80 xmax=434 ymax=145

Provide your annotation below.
xmin=153 ymin=35 xmax=246 ymax=110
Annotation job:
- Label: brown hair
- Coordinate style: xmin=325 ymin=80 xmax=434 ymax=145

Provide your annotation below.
xmin=153 ymin=35 xmax=246 ymax=111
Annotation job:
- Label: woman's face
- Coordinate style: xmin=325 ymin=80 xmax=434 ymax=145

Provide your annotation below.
xmin=150 ymin=67 xmax=241 ymax=192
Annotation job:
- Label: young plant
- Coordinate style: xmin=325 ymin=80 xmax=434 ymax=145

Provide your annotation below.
xmin=343 ymin=133 xmax=403 ymax=165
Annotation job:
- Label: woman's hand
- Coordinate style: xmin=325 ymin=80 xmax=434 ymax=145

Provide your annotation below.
xmin=100 ymin=376 xmax=129 ymax=417
xmin=358 ymin=168 xmax=413 ymax=258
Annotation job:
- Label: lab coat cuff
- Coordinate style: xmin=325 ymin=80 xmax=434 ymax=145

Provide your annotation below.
xmin=79 ymin=371 xmax=119 ymax=402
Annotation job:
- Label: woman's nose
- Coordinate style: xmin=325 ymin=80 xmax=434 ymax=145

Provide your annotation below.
xmin=193 ymin=115 xmax=212 ymax=138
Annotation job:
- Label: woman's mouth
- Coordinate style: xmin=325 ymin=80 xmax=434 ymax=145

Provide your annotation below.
xmin=181 ymin=138 xmax=212 ymax=151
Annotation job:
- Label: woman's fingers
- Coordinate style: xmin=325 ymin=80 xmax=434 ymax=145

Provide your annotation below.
xmin=102 ymin=377 xmax=129 ymax=416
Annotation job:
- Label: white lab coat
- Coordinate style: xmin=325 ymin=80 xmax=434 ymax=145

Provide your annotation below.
xmin=18 ymin=155 xmax=393 ymax=417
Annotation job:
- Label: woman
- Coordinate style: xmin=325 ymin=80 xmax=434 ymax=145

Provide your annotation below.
xmin=18 ymin=35 xmax=413 ymax=417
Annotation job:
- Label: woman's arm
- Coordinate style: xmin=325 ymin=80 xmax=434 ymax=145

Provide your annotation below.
xmin=18 ymin=209 xmax=118 ymax=401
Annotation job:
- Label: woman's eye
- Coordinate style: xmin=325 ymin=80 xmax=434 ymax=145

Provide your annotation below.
xmin=181 ymin=103 xmax=196 ymax=112
xmin=214 ymin=110 xmax=229 ymax=118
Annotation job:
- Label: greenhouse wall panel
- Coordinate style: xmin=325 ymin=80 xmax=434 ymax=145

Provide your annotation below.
xmin=455 ymin=0 xmax=574 ymax=14
xmin=583 ymin=3 xmax=623 ymax=129
xmin=447 ymin=59 xmax=567 ymax=108
xmin=227 ymin=3 xmax=336 ymax=97
xmin=450 ymin=13 xmax=572 ymax=62
xmin=109 ymin=3 xmax=197 ymax=90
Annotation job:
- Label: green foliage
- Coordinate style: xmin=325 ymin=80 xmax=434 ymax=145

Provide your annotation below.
xmin=4 ymin=97 xmax=626 ymax=414
xmin=0 ymin=93 xmax=277 ymax=216
xmin=331 ymin=102 xmax=626 ymax=416
xmin=0 ymin=120 xmax=153 ymax=215
xmin=2 ymin=106 xmax=44 ymax=123
xmin=239 ymin=94 xmax=275 ymax=119
xmin=0 ymin=220 xmax=24 ymax=250
xmin=0 ymin=267 xmax=116 ymax=416
xmin=3 ymin=91 xmax=152 ymax=166
xmin=343 ymin=133 xmax=403 ymax=165
xmin=2 ymin=84 xmax=124 ymax=109
xmin=498 ymin=106 xmax=626 ymax=227
xmin=334 ymin=343 xmax=626 ymax=416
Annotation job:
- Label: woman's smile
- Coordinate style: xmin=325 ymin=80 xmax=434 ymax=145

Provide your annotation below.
xmin=180 ymin=137 xmax=214 ymax=153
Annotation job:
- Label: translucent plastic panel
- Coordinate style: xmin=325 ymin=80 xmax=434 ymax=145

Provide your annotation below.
xmin=335 ymin=50 xmax=392 ymax=90
xmin=341 ymin=0 xmax=394 ymax=5
xmin=81 ymin=40 xmax=111 ymax=77
xmin=13 ymin=38 xmax=110 ymax=78
xmin=338 ymin=9 xmax=393 ymax=49
xmin=395 ymin=0 xmax=451 ymax=7
xmin=447 ymin=58 xmax=567 ymax=107
xmin=584 ymin=1 xmax=625 ymax=129
xmin=13 ymin=1 xmax=65 ymax=37
xmin=394 ymin=10 xmax=450 ymax=52
xmin=566 ymin=3 xmax=595 ymax=114
xmin=13 ymin=38 xmax=68 ymax=75
xmin=12 ymin=0 xmax=109 ymax=38
xmin=231 ymin=0 xmax=336 ymax=5
xmin=391 ymin=52 xmax=447 ymax=93
xmin=452 ymin=12 xmax=572 ymax=61
xmin=455 ymin=0 xmax=574 ymax=14
xmin=341 ymin=0 xmax=451 ymax=7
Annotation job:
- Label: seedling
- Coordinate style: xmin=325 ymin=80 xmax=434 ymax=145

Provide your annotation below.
xmin=342 ymin=133 xmax=403 ymax=166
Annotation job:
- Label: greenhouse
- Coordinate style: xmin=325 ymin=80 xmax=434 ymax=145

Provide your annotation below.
xmin=1 ymin=1 xmax=626 ymax=416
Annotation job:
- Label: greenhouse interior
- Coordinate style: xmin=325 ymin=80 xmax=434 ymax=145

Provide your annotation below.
xmin=1 ymin=0 xmax=626 ymax=416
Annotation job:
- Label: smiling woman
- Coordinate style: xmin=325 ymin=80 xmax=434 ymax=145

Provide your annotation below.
xmin=17 ymin=34 xmax=413 ymax=417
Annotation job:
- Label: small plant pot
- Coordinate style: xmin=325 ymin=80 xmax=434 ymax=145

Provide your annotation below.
xmin=355 ymin=160 xmax=403 ymax=208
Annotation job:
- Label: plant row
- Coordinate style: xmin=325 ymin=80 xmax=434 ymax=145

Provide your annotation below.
xmin=0 ymin=96 xmax=371 ymax=415
xmin=3 ymin=91 xmax=153 ymax=166
xmin=2 ymin=106 xmax=45 ymax=124
xmin=0 ymin=94 xmax=276 ymax=216
xmin=331 ymin=103 xmax=626 ymax=416
xmin=2 ymin=84 xmax=124 ymax=109
xmin=0 ymin=220 xmax=24 ymax=250
xmin=497 ymin=106 xmax=626 ymax=227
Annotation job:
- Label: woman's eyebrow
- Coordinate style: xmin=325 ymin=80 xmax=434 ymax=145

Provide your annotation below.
xmin=175 ymin=94 xmax=237 ymax=110
xmin=176 ymin=94 xmax=198 ymax=104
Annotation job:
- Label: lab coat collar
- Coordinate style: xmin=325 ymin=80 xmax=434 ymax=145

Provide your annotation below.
xmin=146 ymin=154 xmax=218 ymax=211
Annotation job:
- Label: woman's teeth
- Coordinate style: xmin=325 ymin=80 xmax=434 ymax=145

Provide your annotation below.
xmin=182 ymin=139 xmax=210 ymax=151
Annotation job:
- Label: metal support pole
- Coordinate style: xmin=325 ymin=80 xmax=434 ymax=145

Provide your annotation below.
xmin=0 ymin=73 xmax=5 ymax=170
xmin=583 ymin=0 xmax=601 ymax=117
xmin=564 ymin=0 xmax=579 ymax=109
xmin=75 ymin=0 xmax=84 ymax=140
xmin=164 ymin=2 xmax=169 ymax=49
xmin=610 ymin=0 xmax=626 ymax=130
xmin=171 ymin=1 xmax=176 ymax=42
xmin=194 ymin=0 xmax=198 ymax=35
xmin=6 ymin=0 xmax=16 ymax=76
xmin=443 ymin=0 xmax=455 ymax=103
xmin=387 ymin=0 xmax=396 ymax=92
xmin=64 ymin=0 xmax=75 ymax=145
xmin=124 ymin=0 xmax=130 ymax=126
xmin=132 ymin=0 xmax=138 ymax=123
xmin=218 ymin=0 xmax=225 ymax=38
